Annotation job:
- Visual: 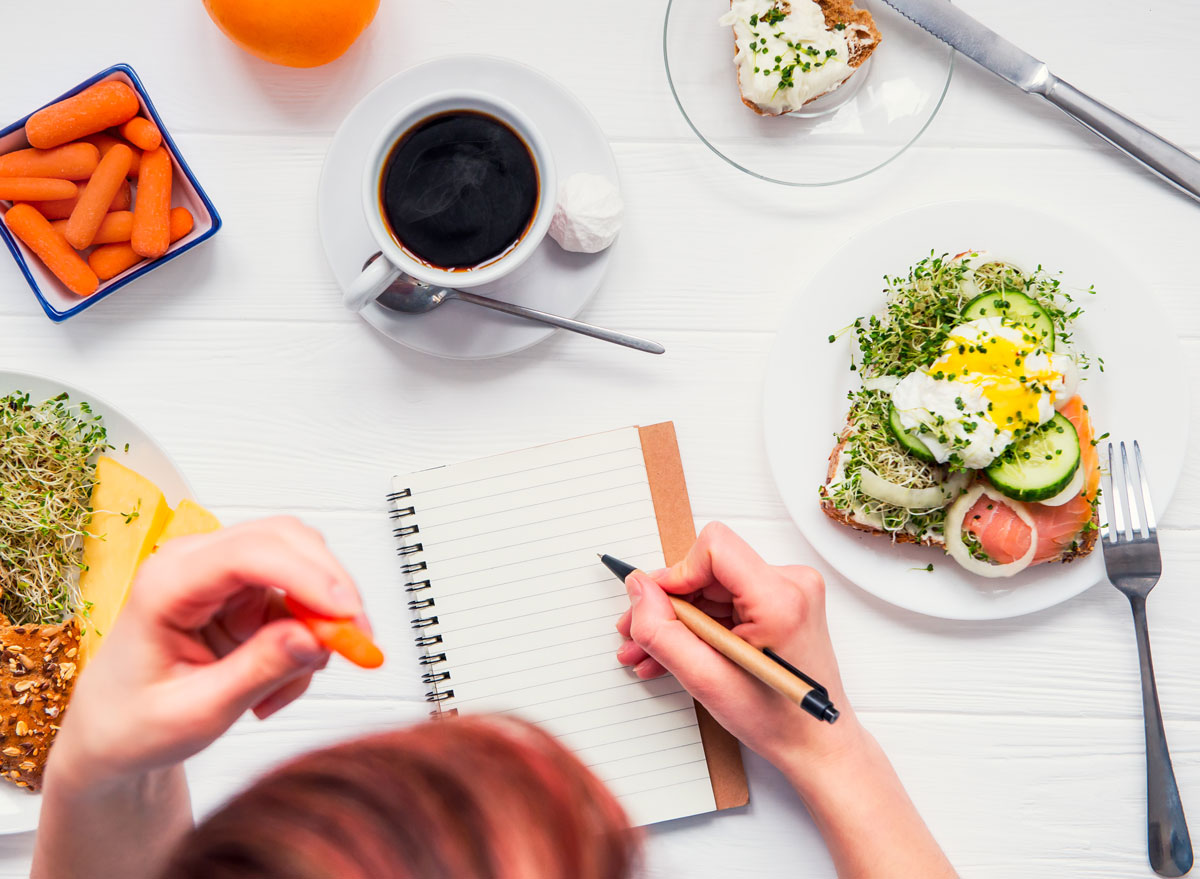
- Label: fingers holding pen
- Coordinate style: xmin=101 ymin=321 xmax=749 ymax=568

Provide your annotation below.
xmin=620 ymin=571 xmax=734 ymax=701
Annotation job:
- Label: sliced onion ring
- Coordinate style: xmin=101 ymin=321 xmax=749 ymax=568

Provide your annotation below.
xmin=859 ymin=470 xmax=970 ymax=511
xmin=1036 ymin=467 xmax=1085 ymax=507
xmin=862 ymin=375 xmax=900 ymax=393
xmin=943 ymin=484 xmax=1038 ymax=578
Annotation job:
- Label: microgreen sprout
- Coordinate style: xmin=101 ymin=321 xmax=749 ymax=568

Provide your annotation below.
xmin=0 ymin=392 xmax=108 ymax=625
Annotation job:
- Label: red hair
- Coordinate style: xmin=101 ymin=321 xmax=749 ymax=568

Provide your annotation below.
xmin=161 ymin=715 xmax=638 ymax=879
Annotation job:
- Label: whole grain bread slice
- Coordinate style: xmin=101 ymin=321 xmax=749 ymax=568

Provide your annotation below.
xmin=735 ymin=0 xmax=882 ymax=116
xmin=0 ymin=619 xmax=80 ymax=791
xmin=819 ymin=425 xmax=1099 ymax=565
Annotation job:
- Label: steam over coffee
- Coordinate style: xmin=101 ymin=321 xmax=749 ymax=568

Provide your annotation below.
xmin=379 ymin=111 xmax=539 ymax=270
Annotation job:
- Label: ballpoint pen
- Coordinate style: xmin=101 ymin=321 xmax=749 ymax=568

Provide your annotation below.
xmin=600 ymin=553 xmax=838 ymax=724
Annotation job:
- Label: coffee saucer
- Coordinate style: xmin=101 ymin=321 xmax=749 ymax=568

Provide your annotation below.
xmin=318 ymin=56 xmax=620 ymax=360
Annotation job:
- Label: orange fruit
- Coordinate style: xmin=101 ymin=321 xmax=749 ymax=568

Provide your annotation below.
xmin=202 ymin=0 xmax=380 ymax=68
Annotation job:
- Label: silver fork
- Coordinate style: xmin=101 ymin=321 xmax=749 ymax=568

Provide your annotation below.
xmin=1100 ymin=441 xmax=1194 ymax=877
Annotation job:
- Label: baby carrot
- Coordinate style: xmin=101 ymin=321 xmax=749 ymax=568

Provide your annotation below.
xmin=88 ymin=206 xmax=193 ymax=280
xmin=22 ymin=179 xmax=131 ymax=220
xmin=119 ymin=117 xmax=161 ymax=151
xmin=25 ymin=81 xmax=140 ymax=149
xmin=0 ymin=178 xmax=77 ymax=201
xmin=283 ymin=596 xmax=385 ymax=670
xmin=52 ymin=210 xmax=133 ymax=245
xmin=131 ymin=147 xmax=172 ymax=258
xmin=0 ymin=143 xmax=99 ymax=180
xmin=64 ymin=143 xmax=132 ymax=250
xmin=4 ymin=203 xmax=99 ymax=296
xmin=80 ymin=134 xmax=140 ymax=178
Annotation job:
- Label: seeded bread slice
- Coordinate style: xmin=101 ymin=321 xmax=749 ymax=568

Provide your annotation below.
xmin=734 ymin=0 xmax=882 ymax=117
xmin=0 ymin=619 xmax=80 ymax=791
xmin=818 ymin=423 xmax=1099 ymax=565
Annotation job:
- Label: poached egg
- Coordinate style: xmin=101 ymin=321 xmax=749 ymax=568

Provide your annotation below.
xmin=891 ymin=318 xmax=1078 ymax=469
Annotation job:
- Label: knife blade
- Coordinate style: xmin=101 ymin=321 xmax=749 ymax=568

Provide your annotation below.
xmin=881 ymin=0 xmax=1200 ymax=205
xmin=882 ymin=0 xmax=1050 ymax=93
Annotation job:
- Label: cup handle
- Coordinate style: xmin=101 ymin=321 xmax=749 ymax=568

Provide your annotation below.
xmin=344 ymin=254 xmax=401 ymax=312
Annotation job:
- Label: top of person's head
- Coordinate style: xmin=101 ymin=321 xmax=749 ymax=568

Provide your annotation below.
xmin=160 ymin=715 xmax=638 ymax=879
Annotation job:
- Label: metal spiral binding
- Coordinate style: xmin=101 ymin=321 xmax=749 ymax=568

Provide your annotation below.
xmin=387 ymin=486 xmax=453 ymax=716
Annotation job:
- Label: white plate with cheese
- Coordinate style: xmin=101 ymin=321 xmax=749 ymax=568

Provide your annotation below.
xmin=763 ymin=201 xmax=1189 ymax=620
xmin=0 ymin=370 xmax=190 ymax=834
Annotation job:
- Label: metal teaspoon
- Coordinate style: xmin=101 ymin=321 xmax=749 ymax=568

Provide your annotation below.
xmin=363 ymin=257 xmax=665 ymax=355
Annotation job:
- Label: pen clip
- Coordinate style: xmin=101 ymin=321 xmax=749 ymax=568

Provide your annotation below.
xmin=762 ymin=648 xmax=828 ymax=696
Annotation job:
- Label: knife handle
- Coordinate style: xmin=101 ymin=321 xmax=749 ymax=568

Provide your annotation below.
xmin=1043 ymin=77 xmax=1200 ymax=204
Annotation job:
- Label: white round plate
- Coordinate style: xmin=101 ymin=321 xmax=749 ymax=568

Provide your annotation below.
xmin=318 ymin=56 xmax=620 ymax=360
xmin=0 ymin=371 xmax=190 ymax=834
xmin=763 ymin=201 xmax=1189 ymax=620
xmin=664 ymin=0 xmax=954 ymax=186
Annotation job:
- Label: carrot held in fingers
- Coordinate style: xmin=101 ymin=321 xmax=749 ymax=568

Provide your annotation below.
xmin=119 ymin=117 xmax=161 ymax=151
xmin=88 ymin=207 xmax=193 ymax=280
xmin=80 ymin=134 xmax=140 ymax=178
xmin=283 ymin=596 xmax=384 ymax=670
xmin=4 ymin=204 xmax=99 ymax=296
xmin=25 ymin=81 xmax=140 ymax=149
xmin=131 ymin=147 xmax=172 ymax=258
xmin=0 ymin=177 xmax=77 ymax=201
xmin=0 ymin=143 xmax=99 ymax=180
xmin=52 ymin=210 xmax=133 ymax=245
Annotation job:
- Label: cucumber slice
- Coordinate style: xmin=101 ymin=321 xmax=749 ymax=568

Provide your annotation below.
xmin=887 ymin=404 xmax=937 ymax=463
xmin=984 ymin=413 xmax=1080 ymax=502
xmin=961 ymin=290 xmax=1055 ymax=350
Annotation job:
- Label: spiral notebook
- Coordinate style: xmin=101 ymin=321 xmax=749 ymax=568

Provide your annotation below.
xmin=387 ymin=422 xmax=748 ymax=826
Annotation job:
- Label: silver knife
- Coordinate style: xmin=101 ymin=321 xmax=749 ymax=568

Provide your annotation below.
xmin=881 ymin=0 xmax=1200 ymax=205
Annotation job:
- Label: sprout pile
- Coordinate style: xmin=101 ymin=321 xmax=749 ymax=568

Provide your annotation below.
xmin=0 ymin=392 xmax=107 ymax=626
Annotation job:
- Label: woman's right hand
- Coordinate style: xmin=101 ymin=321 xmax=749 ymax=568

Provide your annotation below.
xmin=615 ymin=521 xmax=865 ymax=773
xmin=34 ymin=517 xmax=371 ymax=879
xmin=46 ymin=516 xmax=366 ymax=793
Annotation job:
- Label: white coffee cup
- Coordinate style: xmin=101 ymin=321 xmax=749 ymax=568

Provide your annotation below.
xmin=343 ymin=91 xmax=557 ymax=312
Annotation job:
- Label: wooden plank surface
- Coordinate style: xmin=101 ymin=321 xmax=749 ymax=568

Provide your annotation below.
xmin=0 ymin=1 xmax=1198 ymax=876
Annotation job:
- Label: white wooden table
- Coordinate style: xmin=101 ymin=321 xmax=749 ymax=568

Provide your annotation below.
xmin=1 ymin=1 xmax=1198 ymax=876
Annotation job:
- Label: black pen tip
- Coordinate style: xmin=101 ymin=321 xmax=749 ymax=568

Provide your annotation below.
xmin=598 ymin=553 xmax=637 ymax=582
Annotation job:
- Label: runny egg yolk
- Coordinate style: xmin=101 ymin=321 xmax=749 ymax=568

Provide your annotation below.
xmin=932 ymin=326 xmax=1061 ymax=429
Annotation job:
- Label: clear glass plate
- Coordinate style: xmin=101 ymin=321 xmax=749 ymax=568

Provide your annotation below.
xmin=664 ymin=0 xmax=954 ymax=186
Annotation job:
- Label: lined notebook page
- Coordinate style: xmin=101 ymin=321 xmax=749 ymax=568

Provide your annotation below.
xmin=392 ymin=427 xmax=717 ymax=826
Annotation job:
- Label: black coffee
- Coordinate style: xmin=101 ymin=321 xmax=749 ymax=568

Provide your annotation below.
xmin=380 ymin=111 xmax=539 ymax=270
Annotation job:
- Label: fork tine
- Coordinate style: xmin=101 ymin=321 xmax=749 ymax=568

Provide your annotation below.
xmin=1103 ymin=442 xmax=1127 ymax=543
xmin=1133 ymin=441 xmax=1157 ymax=537
xmin=1120 ymin=442 xmax=1143 ymax=540
xmin=1100 ymin=443 xmax=1118 ymax=544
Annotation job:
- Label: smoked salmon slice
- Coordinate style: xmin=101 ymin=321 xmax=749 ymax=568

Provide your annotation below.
xmin=964 ymin=496 xmax=1032 ymax=564
xmin=1058 ymin=395 xmax=1100 ymax=500
xmin=963 ymin=396 xmax=1099 ymax=566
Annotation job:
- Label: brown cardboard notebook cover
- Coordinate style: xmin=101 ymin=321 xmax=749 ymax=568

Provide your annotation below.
xmin=638 ymin=422 xmax=750 ymax=811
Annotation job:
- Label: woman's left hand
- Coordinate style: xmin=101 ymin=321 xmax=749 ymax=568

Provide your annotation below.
xmin=46 ymin=517 xmax=366 ymax=792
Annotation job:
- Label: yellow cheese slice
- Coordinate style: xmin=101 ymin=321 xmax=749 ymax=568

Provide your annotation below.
xmin=155 ymin=499 xmax=221 ymax=550
xmin=78 ymin=457 xmax=171 ymax=663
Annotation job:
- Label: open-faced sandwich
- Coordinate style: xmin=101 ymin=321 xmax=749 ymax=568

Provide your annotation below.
xmin=720 ymin=0 xmax=881 ymax=116
xmin=0 ymin=391 xmax=219 ymax=791
xmin=820 ymin=253 xmax=1101 ymax=578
